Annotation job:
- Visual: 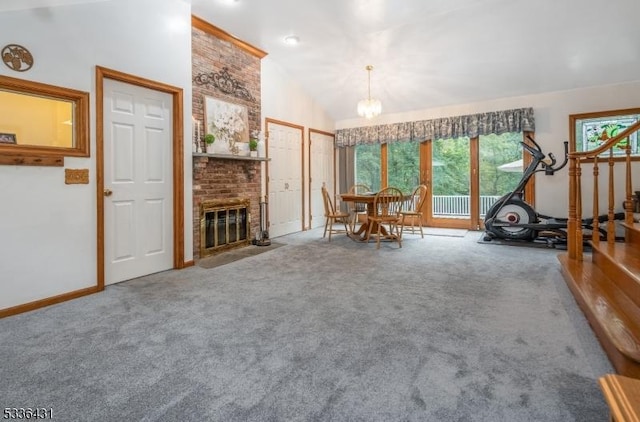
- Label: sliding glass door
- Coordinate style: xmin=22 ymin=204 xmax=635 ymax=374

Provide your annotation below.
xmin=353 ymin=132 xmax=528 ymax=229
xmin=426 ymin=133 xmax=525 ymax=228
xmin=478 ymin=133 xmax=525 ymax=218
xmin=429 ymin=136 xmax=472 ymax=228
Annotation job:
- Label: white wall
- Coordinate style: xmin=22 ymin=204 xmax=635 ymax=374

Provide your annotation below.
xmin=0 ymin=0 xmax=193 ymax=310
xmin=261 ymin=57 xmax=335 ymax=229
xmin=336 ymin=80 xmax=640 ymax=218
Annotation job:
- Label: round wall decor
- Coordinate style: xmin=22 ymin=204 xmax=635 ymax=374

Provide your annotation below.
xmin=2 ymin=44 xmax=34 ymax=72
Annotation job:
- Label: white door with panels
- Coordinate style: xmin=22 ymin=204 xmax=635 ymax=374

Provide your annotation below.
xmin=309 ymin=131 xmax=335 ymax=229
xmin=267 ymin=121 xmax=303 ymax=238
xmin=103 ymin=79 xmax=173 ymax=285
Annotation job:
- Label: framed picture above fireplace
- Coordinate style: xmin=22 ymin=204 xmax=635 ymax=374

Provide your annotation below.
xmin=204 ymin=96 xmax=249 ymax=154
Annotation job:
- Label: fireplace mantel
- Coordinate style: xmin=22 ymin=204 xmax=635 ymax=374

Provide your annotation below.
xmin=193 ymin=153 xmax=269 ymax=162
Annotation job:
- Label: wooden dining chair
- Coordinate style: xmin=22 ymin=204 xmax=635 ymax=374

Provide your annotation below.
xmin=321 ymin=184 xmax=350 ymax=241
xmin=400 ymin=184 xmax=428 ymax=238
xmin=366 ymin=186 xmax=405 ymax=249
xmin=347 ymin=183 xmax=371 ymax=232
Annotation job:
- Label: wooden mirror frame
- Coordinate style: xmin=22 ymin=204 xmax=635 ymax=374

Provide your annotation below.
xmin=0 ymin=74 xmax=89 ymax=157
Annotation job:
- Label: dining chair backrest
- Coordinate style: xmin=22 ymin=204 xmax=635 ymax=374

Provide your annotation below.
xmin=320 ymin=184 xmax=350 ymax=240
xmin=410 ymin=184 xmax=428 ymax=212
xmin=399 ymin=184 xmax=428 ymax=239
xmin=349 ymin=184 xmax=370 ymax=194
xmin=321 ymin=185 xmax=335 ymax=216
xmin=348 ymin=184 xmax=370 ymax=212
xmin=373 ymin=186 xmax=404 ymax=219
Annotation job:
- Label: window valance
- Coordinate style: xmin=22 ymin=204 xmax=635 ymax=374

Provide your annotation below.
xmin=335 ymin=107 xmax=535 ymax=147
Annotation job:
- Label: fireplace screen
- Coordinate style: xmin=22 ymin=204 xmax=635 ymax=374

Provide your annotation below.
xmin=200 ymin=198 xmax=250 ymax=257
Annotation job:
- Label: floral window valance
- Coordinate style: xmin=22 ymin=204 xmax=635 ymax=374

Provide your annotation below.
xmin=335 ymin=107 xmax=535 ymax=147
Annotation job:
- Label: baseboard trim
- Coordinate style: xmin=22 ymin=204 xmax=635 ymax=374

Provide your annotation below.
xmin=0 ymin=285 xmax=101 ymax=319
xmin=183 ymin=260 xmax=195 ymax=268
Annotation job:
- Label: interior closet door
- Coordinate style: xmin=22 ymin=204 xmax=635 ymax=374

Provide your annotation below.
xmin=266 ymin=120 xmax=304 ymax=237
xmin=103 ymin=78 xmax=173 ymax=285
xmin=309 ymin=130 xmax=335 ymax=229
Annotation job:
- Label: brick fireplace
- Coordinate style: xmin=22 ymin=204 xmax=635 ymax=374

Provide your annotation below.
xmin=193 ymin=156 xmax=261 ymax=259
xmin=191 ymin=18 xmax=265 ymax=259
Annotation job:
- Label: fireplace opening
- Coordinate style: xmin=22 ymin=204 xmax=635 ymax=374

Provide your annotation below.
xmin=200 ymin=198 xmax=250 ymax=257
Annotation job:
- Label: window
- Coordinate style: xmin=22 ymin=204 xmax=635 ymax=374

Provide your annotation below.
xmin=0 ymin=75 xmax=89 ymax=158
xmin=387 ymin=141 xmax=419 ymax=194
xmin=428 ymin=136 xmax=471 ymax=218
xmin=570 ymin=108 xmax=640 ymax=159
xmin=478 ymin=132 xmax=523 ymax=216
xmin=355 ymin=143 xmax=380 ymax=191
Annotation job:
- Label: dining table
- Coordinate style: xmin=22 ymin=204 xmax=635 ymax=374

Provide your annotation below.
xmin=340 ymin=191 xmax=407 ymax=242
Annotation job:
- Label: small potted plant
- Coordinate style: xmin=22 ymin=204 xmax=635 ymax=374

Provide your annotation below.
xmin=249 ymin=138 xmax=258 ymax=157
xmin=204 ymin=133 xmax=215 ymax=154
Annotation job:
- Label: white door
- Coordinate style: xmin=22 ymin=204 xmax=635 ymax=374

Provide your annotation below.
xmin=309 ymin=131 xmax=335 ymax=229
xmin=267 ymin=121 xmax=303 ymax=237
xmin=103 ymin=79 xmax=173 ymax=285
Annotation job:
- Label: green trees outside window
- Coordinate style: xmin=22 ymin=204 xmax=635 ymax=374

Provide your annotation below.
xmin=354 ymin=132 xmax=523 ymax=217
xmin=388 ymin=141 xmax=419 ymax=194
xmin=355 ymin=143 xmax=381 ymax=192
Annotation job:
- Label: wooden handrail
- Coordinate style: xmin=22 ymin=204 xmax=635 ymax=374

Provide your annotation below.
xmin=567 ymin=120 xmax=640 ymax=260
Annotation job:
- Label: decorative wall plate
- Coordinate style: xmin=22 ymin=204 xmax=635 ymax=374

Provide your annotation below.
xmin=2 ymin=44 xmax=34 ymax=72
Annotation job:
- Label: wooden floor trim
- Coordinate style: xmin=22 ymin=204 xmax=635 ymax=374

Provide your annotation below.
xmin=0 ymin=286 xmax=100 ymax=319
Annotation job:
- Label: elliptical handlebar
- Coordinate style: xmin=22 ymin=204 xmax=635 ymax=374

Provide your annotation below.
xmin=543 ymin=140 xmax=568 ymax=175
xmin=521 ymin=140 xmax=545 ymax=161
xmin=521 ymin=136 xmax=568 ymax=175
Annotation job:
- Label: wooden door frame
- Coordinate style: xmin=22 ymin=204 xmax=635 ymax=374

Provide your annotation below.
xmin=96 ymin=66 xmax=185 ymax=291
xmin=265 ymin=117 xmax=305 ymax=233
xmin=308 ymin=128 xmax=335 ymax=230
xmin=523 ymin=131 xmax=536 ymax=207
xmin=423 ymin=139 xmax=471 ymax=229
xmin=470 ymin=137 xmax=480 ymax=230
xmin=423 ymin=133 xmax=536 ymax=229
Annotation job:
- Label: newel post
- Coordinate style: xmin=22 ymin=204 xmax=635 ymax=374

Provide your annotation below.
xmin=567 ymin=155 xmax=578 ymax=260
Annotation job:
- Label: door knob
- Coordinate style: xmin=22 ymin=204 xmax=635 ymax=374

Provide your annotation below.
xmin=104 ymin=189 xmax=113 ymax=197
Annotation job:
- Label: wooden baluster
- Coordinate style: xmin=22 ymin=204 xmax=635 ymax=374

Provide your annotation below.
xmin=592 ymin=156 xmax=600 ymax=245
xmin=568 ymin=155 xmax=578 ymax=260
xmin=625 ymin=144 xmax=634 ymax=230
xmin=576 ymin=159 xmax=583 ymax=259
xmin=608 ymin=150 xmax=616 ymax=244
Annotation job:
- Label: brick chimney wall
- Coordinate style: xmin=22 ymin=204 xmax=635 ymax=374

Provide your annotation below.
xmin=192 ymin=26 xmax=262 ymax=259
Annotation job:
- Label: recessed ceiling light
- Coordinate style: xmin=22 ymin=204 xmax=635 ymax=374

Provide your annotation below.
xmin=283 ymin=35 xmax=300 ymax=45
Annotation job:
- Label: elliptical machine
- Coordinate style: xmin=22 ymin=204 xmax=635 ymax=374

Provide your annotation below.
xmin=483 ymin=136 xmax=571 ymax=244
xmin=483 ymin=136 xmax=623 ymax=245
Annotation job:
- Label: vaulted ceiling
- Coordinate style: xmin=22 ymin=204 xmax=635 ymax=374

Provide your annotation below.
xmin=5 ymin=0 xmax=640 ymax=122
xmin=191 ymin=0 xmax=640 ymax=121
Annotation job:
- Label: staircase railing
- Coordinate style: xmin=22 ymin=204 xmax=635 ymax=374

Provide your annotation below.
xmin=567 ymin=120 xmax=640 ymax=260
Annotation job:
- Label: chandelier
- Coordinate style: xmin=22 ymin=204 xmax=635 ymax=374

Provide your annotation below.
xmin=357 ymin=65 xmax=382 ymax=119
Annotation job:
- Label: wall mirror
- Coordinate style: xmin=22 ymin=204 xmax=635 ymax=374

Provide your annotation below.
xmin=570 ymin=107 xmax=640 ymax=161
xmin=0 ymin=75 xmax=89 ymax=157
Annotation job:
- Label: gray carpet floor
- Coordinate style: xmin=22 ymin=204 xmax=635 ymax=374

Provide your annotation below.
xmin=0 ymin=228 xmax=613 ymax=421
